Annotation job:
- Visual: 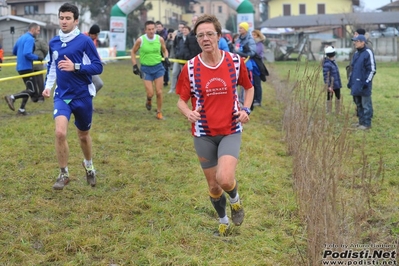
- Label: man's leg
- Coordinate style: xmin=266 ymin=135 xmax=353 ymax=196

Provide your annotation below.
xmin=143 ymin=80 xmax=155 ymax=111
xmin=52 ymin=115 xmax=71 ymax=190
xmin=361 ymin=96 xmax=373 ymax=127
xmin=353 ymin=96 xmax=364 ymax=126
xmin=154 ymin=76 xmax=163 ymax=113
xmin=169 ymin=62 xmax=181 ymax=93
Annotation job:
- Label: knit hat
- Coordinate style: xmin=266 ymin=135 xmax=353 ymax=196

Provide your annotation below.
xmin=355 ymin=28 xmax=365 ymax=35
xmin=239 ymin=22 xmax=249 ymax=32
xmin=89 ymin=24 xmax=100 ymax=34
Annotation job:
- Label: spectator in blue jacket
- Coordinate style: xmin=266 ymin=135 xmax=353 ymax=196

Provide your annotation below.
xmin=323 ymin=46 xmax=342 ymax=114
xmin=347 ymin=35 xmax=376 ymax=130
xmin=218 ymin=36 xmax=230 ymax=52
xmin=4 ymin=23 xmax=43 ymax=115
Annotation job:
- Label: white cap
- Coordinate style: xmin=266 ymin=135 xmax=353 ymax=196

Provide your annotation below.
xmin=325 ymin=46 xmax=335 ymax=54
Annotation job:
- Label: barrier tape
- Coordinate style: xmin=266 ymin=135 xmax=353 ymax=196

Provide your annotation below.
xmin=0 ymin=55 xmax=249 ymax=82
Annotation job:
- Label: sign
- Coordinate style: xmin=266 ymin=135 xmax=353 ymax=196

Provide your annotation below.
xmin=109 ymin=16 xmax=127 ymax=51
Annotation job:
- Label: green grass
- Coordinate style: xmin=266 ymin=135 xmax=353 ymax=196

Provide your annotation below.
xmin=0 ymin=61 xmax=304 ymax=265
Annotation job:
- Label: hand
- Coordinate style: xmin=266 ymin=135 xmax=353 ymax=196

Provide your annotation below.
xmin=42 ymin=88 xmax=51 ymax=98
xmin=187 ymin=106 xmax=202 ymax=123
xmin=328 ymin=87 xmax=334 ymax=92
xmin=233 ymin=108 xmax=250 ymax=124
xmin=37 ymin=56 xmax=44 ymax=61
xmin=132 ymin=64 xmax=142 ymax=78
xmin=164 ymin=58 xmax=171 ymax=68
xmin=58 ymin=55 xmax=74 ymax=71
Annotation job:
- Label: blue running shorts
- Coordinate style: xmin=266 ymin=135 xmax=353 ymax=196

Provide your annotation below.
xmin=141 ymin=63 xmax=165 ymax=81
xmin=53 ymin=97 xmax=93 ymax=131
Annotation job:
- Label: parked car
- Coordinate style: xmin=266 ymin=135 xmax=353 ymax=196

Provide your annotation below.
xmin=370 ymin=27 xmax=398 ymax=38
xmin=98 ymin=31 xmax=110 ymax=47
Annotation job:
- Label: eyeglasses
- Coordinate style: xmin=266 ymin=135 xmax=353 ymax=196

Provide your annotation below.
xmin=196 ymin=31 xmax=218 ymax=39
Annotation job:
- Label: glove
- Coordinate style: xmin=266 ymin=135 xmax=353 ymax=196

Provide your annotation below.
xmin=164 ymin=58 xmax=171 ymax=68
xmin=133 ymin=64 xmax=142 ymax=77
xmin=37 ymin=56 xmax=44 ymax=61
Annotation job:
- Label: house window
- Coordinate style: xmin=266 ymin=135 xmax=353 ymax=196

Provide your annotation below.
xmin=24 ymin=5 xmax=38 ymax=15
xmin=200 ymin=6 xmax=204 ymax=13
xmin=299 ymin=4 xmax=306 ymax=15
xmin=283 ymin=4 xmax=291 ymax=16
xmin=317 ymin=4 xmax=325 ymax=14
xmin=218 ymin=6 xmax=222 ymax=13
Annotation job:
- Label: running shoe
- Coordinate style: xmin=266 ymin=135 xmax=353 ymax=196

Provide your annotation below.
xmin=217 ymin=223 xmax=231 ymax=237
xmin=53 ymin=173 xmax=70 ymax=190
xmin=230 ymin=201 xmax=245 ymax=226
xmin=82 ymin=162 xmax=96 ymax=187
xmin=4 ymin=95 xmax=15 ymax=111
xmin=156 ymin=111 xmax=164 ymax=120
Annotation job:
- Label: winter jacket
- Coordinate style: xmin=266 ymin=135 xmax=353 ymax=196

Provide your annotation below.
xmin=323 ymin=58 xmax=342 ymax=90
xmin=347 ymin=46 xmax=376 ymax=97
xmin=183 ymin=31 xmax=202 ymax=60
xmin=235 ymin=33 xmax=256 ymax=58
xmin=174 ymin=35 xmax=186 ymax=59
xmin=13 ymin=32 xmax=40 ymax=71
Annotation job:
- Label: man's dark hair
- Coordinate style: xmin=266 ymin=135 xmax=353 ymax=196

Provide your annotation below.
xmin=58 ymin=3 xmax=79 ymax=20
xmin=28 ymin=23 xmax=39 ymax=30
xmin=144 ymin=20 xmax=155 ymax=29
xmin=155 ymin=21 xmax=163 ymax=26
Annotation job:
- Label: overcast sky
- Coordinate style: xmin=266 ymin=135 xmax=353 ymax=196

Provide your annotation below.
xmin=362 ymin=0 xmax=393 ymax=11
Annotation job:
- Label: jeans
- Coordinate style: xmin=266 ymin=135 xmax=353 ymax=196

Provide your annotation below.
xmin=169 ymin=62 xmax=182 ymax=92
xmin=253 ymin=74 xmax=262 ymax=104
xmin=353 ymin=95 xmax=373 ymax=127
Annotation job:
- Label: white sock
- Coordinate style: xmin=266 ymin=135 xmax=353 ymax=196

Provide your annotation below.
xmin=84 ymin=159 xmax=93 ymax=168
xmin=60 ymin=167 xmax=68 ymax=174
xmin=229 ymin=193 xmax=239 ymax=204
xmin=219 ymin=215 xmax=229 ymax=224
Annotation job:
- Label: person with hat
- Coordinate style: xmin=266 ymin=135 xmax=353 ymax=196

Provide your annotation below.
xmin=347 ymin=35 xmax=376 ymax=130
xmin=234 ymin=22 xmax=256 ymax=106
xmin=323 ymin=46 xmax=342 ymax=114
xmin=84 ymin=24 xmax=104 ymax=102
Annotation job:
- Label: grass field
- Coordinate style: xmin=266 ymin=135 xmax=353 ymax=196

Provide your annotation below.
xmin=0 ymin=60 xmax=304 ymax=265
xmin=1 ymin=59 xmax=398 ymax=265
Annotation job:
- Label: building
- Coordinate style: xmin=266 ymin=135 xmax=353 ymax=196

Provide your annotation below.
xmin=267 ymin=0 xmax=359 ymax=18
xmin=146 ymin=0 xmax=188 ymax=29
xmin=378 ymin=0 xmax=399 ymax=12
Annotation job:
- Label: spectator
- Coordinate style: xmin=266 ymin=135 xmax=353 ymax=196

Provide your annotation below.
xmin=347 ymin=35 xmax=376 ymax=130
xmin=169 ymin=24 xmax=190 ymax=94
xmin=182 ymin=15 xmax=202 ymax=60
xmin=33 ymin=37 xmax=49 ymax=102
xmin=251 ymin=29 xmax=266 ymax=107
xmin=156 ymin=21 xmax=170 ymax=87
xmin=323 ymin=46 xmax=342 ymax=114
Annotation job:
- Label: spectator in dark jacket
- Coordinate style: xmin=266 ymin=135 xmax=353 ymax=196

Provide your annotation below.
xmin=182 ymin=15 xmax=202 ymax=60
xmin=33 ymin=38 xmax=49 ymax=102
xmin=323 ymin=46 xmax=342 ymax=114
xmin=347 ymin=35 xmax=376 ymax=130
xmin=156 ymin=21 xmax=170 ymax=86
xmin=169 ymin=25 xmax=190 ymax=94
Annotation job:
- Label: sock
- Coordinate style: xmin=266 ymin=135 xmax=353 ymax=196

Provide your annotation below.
xmin=219 ymin=215 xmax=229 ymax=225
xmin=229 ymin=193 xmax=239 ymax=204
xmin=147 ymin=97 xmax=152 ymax=101
xmin=18 ymin=108 xmax=25 ymax=112
xmin=226 ymin=180 xmax=239 ymax=203
xmin=60 ymin=167 xmax=68 ymax=175
xmin=209 ymin=193 xmax=227 ymax=219
xmin=10 ymin=95 xmax=15 ymax=100
xmin=84 ymin=159 xmax=93 ymax=169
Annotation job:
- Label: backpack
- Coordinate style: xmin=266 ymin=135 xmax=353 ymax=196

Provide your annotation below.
xmin=251 ymin=54 xmax=269 ymax=82
xmin=223 ymin=36 xmax=235 ymax=53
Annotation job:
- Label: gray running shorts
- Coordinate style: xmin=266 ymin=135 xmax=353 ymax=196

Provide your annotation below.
xmin=193 ymin=133 xmax=242 ymax=169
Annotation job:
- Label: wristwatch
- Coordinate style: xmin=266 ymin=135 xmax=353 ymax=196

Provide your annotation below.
xmin=242 ymin=107 xmax=251 ymax=115
xmin=74 ymin=63 xmax=81 ymax=72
